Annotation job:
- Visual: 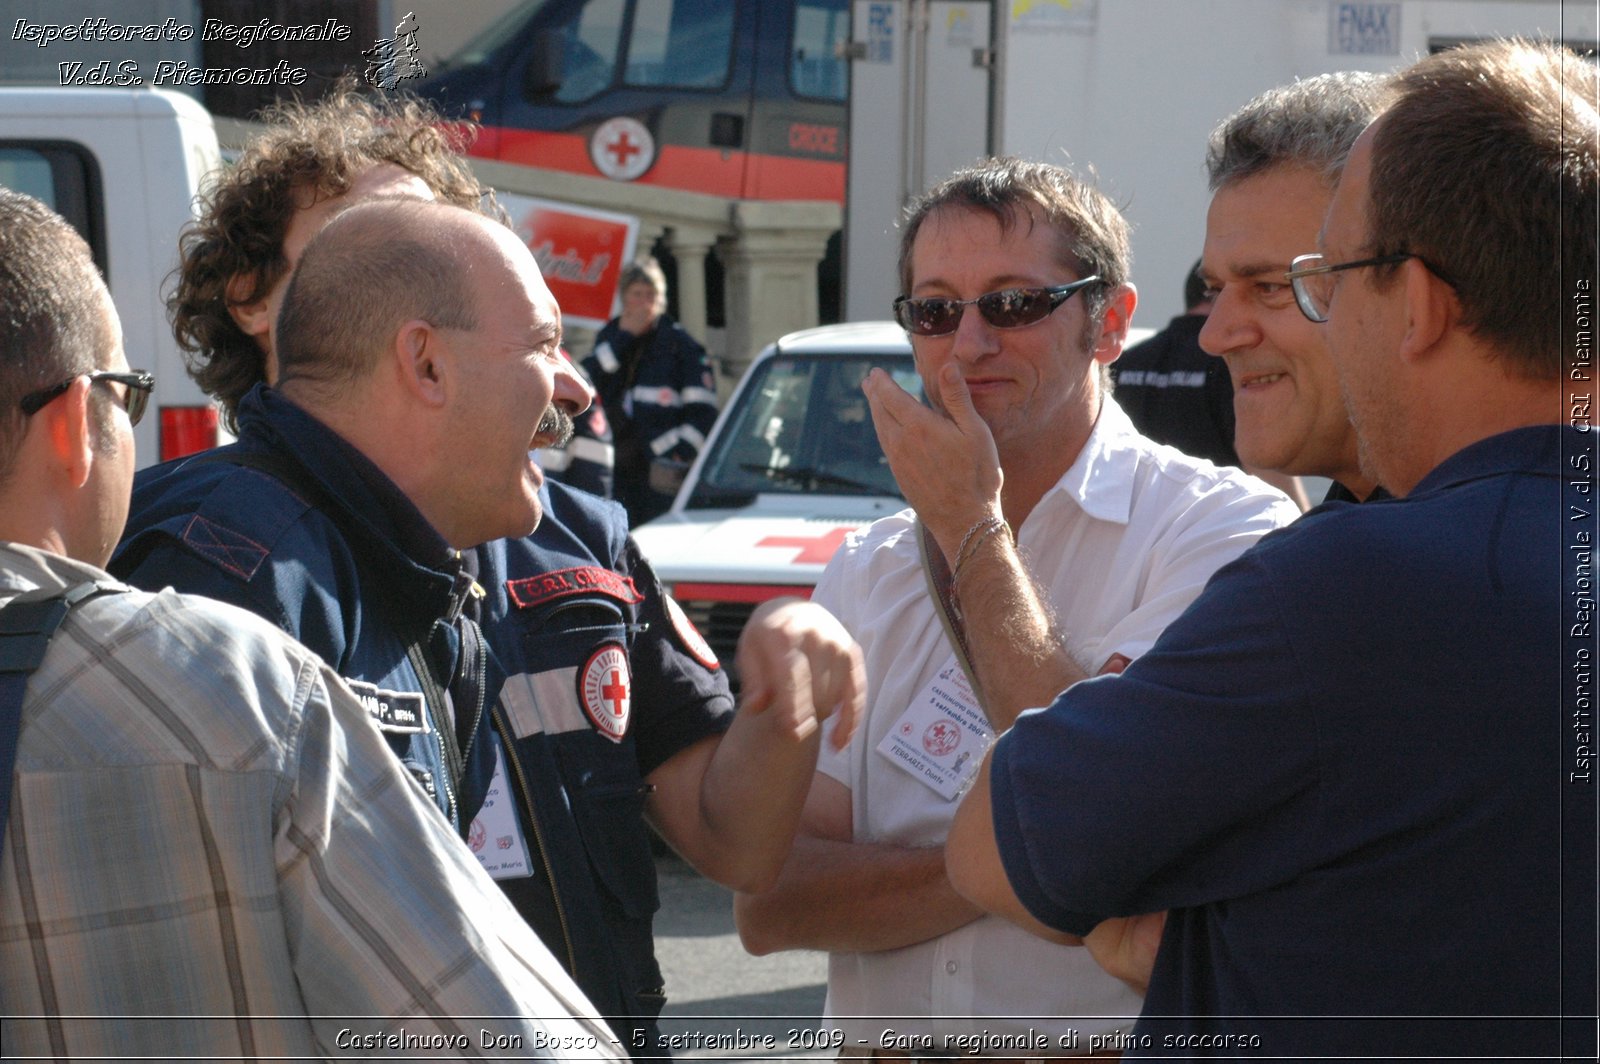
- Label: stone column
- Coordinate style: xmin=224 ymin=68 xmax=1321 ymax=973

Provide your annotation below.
xmin=719 ymin=200 xmax=843 ymax=394
xmin=664 ymin=225 xmax=718 ymax=347
xmin=633 ymin=221 xmax=666 ymax=264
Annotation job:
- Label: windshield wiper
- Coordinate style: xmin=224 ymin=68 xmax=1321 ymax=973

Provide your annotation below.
xmin=688 ymin=486 xmax=759 ymax=509
xmin=739 ymin=463 xmax=874 ymax=493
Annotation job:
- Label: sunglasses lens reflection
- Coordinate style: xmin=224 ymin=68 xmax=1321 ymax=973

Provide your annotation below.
xmin=977 ymin=289 xmax=1052 ymax=329
xmin=899 ymin=288 xmax=1059 ymax=336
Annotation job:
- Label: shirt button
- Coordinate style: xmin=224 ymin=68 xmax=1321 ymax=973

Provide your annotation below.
xmin=945 ymin=961 xmax=958 ymax=974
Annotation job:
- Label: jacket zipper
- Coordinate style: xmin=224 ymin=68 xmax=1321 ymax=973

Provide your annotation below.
xmin=490 ymin=697 xmax=578 ymax=976
xmin=458 ymin=619 xmax=487 ymax=768
xmin=406 ymin=641 xmax=460 ymax=829
xmin=458 ymin=578 xmax=488 ymax=765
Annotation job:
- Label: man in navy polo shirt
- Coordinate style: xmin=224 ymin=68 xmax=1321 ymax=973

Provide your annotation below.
xmin=931 ymin=40 xmax=1595 ymax=1059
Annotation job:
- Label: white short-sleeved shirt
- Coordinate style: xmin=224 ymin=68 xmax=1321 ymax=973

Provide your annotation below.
xmin=813 ymin=399 xmax=1300 ymax=1050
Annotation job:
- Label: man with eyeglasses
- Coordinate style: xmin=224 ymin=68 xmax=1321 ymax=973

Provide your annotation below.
xmin=0 ymin=189 xmax=626 ymax=1059
xmin=1198 ymin=72 xmax=1390 ymax=506
xmin=943 ymin=41 xmax=1594 ymax=1059
xmin=734 ymin=158 xmax=1297 ymax=1058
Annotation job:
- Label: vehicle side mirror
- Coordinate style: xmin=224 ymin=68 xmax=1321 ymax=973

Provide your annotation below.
xmin=524 ymin=29 xmax=564 ymax=97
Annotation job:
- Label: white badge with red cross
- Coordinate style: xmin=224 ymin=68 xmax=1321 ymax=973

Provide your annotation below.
xmin=579 ymin=642 xmax=633 ymax=742
xmin=467 ymin=743 xmax=533 ymax=881
xmin=876 ymin=654 xmax=993 ymax=801
xmin=590 ymin=116 xmax=655 ymax=181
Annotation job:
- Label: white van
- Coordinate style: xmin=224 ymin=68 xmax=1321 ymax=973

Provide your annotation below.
xmin=0 ymin=86 xmax=227 ymax=467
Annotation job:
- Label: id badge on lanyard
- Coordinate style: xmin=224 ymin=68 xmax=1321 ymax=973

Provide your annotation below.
xmin=875 ymin=653 xmax=994 ymax=801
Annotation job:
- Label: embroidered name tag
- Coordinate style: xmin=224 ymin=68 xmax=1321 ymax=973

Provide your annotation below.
xmin=346 ymin=679 xmax=428 ymax=734
xmin=507 ymin=566 xmax=643 ymax=609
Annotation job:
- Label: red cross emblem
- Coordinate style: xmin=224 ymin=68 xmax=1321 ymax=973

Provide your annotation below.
xmin=590 ymin=117 xmax=655 ymax=181
xmin=602 ymin=669 xmax=628 ymax=716
xmin=579 ymin=643 xmax=631 ymax=742
xmin=922 ymin=720 xmax=961 ymax=757
xmin=756 ymin=526 xmax=855 ymax=565
xmin=665 ymin=595 xmax=719 ymax=670
xmin=606 ymin=131 xmax=641 ymax=167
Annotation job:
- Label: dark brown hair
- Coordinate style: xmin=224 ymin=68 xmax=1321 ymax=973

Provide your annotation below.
xmin=169 ymin=84 xmax=493 ymax=428
xmin=897 ymin=157 xmax=1130 ymax=327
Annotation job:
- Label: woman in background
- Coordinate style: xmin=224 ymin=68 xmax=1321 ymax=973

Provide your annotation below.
xmin=584 ymin=257 xmax=719 ymax=525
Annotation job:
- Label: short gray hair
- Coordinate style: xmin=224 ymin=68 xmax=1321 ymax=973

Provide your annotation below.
xmin=1206 ymin=72 xmax=1391 ymax=191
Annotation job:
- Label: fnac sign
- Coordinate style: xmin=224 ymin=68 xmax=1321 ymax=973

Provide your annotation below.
xmin=501 ymin=193 xmax=640 ymax=329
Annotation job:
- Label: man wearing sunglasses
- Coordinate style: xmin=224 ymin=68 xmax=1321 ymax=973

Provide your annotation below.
xmin=735 ymin=158 xmax=1297 ymax=1056
xmin=0 ymin=189 xmax=625 ymax=1058
xmin=19 ymin=370 xmax=154 ymax=428
xmin=1197 ymin=72 xmax=1390 ymax=506
xmin=944 ymin=41 xmax=1593 ymax=1059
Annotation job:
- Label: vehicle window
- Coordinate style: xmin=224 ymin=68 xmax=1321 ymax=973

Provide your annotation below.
xmin=791 ymin=0 xmax=849 ymax=101
xmin=690 ymin=354 xmax=922 ymax=507
xmin=0 ymin=143 xmax=103 ymax=274
xmin=0 ymin=147 xmax=58 ymax=205
xmin=555 ymin=0 xmax=626 ymax=102
xmin=624 ymin=0 xmax=734 ymax=90
xmin=452 ymin=0 xmax=562 ymax=66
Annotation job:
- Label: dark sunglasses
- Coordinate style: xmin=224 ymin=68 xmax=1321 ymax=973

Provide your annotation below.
xmin=19 ymin=370 xmax=155 ymax=426
xmin=893 ymin=276 xmax=1102 ymax=337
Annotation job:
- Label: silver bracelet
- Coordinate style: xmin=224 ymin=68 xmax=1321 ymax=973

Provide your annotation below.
xmin=954 ymin=517 xmax=1010 ymax=579
xmin=953 ymin=515 xmax=1004 ymax=569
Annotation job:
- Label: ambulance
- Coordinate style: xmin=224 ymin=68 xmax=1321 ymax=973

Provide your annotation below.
xmin=416 ymin=0 xmax=851 ymax=206
xmin=631 ymin=322 xmax=918 ymax=684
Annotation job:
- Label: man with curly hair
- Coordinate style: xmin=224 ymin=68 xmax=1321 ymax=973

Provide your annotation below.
xmin=0 ymin=188 xmax=620 ymax=1061
xmin=114 ymin=89 xmax=865 ymax=1057
xmin=170 ymin=86 xmax=613 ymax=495
xmin=169 ymin=88 xmax=485 ymax=425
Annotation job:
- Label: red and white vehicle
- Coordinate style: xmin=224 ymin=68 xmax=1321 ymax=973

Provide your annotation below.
xmin=632 ymin=322 xmax=919 ymax=683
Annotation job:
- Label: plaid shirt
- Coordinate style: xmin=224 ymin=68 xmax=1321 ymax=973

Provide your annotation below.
xmin=0 ymin=543 xmax=622 ymax=1061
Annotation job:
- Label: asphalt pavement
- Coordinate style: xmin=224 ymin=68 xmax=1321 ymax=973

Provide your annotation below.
xmin=653 ymin=854 xmax=833 ymax=1061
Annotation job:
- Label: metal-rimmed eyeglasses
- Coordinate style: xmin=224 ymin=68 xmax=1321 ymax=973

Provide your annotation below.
xmin=1284 ymin=253 xmax=1424 ymax=323
xmin=893 ymin=276 xmax=1102 ymax=337
xmin=19 ymin=371 xmax=156 ymax=426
